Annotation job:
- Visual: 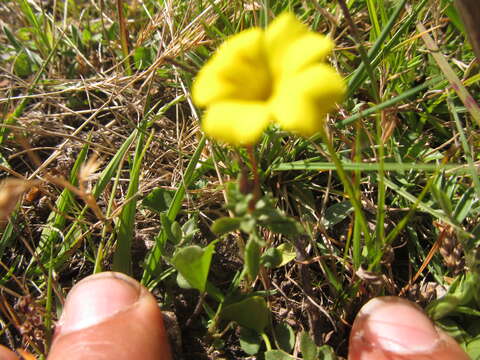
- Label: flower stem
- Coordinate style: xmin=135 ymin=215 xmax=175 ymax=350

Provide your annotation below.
xmin=246 ymin=145 xmax=261 ymax=210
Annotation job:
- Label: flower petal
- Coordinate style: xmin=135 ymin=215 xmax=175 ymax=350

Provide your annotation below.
xmin=265 ymin=13 xmax=334 ymax=80
xmin=270 ymin=64 xmax=346 ymax=137
xmin=265 ymin=13 xmax=308 ymax=79
xmin=202 ymin=101 xmax=271 ymax=145
xmin=279 ymin=33 xmax=334 ymax=77
xmin=192 ymin=28 xmax=271 ymax=107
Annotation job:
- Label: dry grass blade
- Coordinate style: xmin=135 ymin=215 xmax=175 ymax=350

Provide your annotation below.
xmin=417 ymin=21 xmax=480 ymax=127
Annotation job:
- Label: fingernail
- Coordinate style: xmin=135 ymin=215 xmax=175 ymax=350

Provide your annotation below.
xmin=57 ymin=272 xmax=141 ymax=334
xmin=357 ymin=297 xmax=440 ymax=354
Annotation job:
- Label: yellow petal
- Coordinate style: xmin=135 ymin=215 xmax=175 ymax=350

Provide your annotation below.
xmin=270 ymin=64 xmax=346 ymax=137
xmin=265 ymin=13 xmax=308 ymax=79
xmin=202 ymin=101 xmax=271 ymax=145
xmin=265 ymin=13 xmax=334 ymax=80
xmin=280 ymin=33 xmax=334 ymax=76
xmin=192 ymin=28 xmax=272 ymax=107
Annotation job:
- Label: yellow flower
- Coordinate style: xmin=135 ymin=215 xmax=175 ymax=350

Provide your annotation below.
xmin=192 ymin=13 xmax=346 ymax=146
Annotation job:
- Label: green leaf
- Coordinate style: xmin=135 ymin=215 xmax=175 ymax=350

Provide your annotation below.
xmin=3 ymin=25 xmax=22 ymax=50
xmin=245 ymin=236 xmax=261 ymax=280
xmin=134 ymin=46 xmax=153 ymax=70
xmin=171 ymin=243 xmax=215 ymax=292
xmin=160 ymin=213 xmax=176 ymax=244
xmin=113 ymin=128 xmax=151 ymax=274
xmin=427 ymin=273 xmax=478 ymax=320
xmin=300 ymin=332 xmax=318 ymax=360
xmin=176 ymin=272 xmax=193 ymax=290
xmin=274 ymin=322 xmax=295 ymax=353
xmin=221 ymin=296 xmax=269 ymax=333
xmin=81 ymin=28 xmax=92 ymax=45
xmin=239 ymin=327 xmax=262 ymax=355
xmin=182 ymin=215 xmax=199 ymax=243
xmin=13 ymin=52 xmax=33 ymax=77
xmin=467 ymin=336 xmax=480 ymax=359
xmin=436 ymin=318 xmax=469 ymax=346
xmin=261 ymin=247 xmax=282 ymax=268
xmin=211 ymin=217 xmax=242 ymax=235
xmin=317 ymin=345 xmax=337 ymax=359
xmin=443 ymin=0 xmax=465 ymax=33
xmin=276 ymin=243 xmax=297 ymax=267
xmin=171 ymin=221 xmax=183 ymax=244
xmin=454 ymin=187 xmax=475 ymax=223
xmin=142 ymin=187 xmax=174 ymax=213
xmin=256 ymin=206 xmax=302 ymax=237
xmin=431 ymin=184 xmax=453 ymax=216
xmin=322 ymin=201 xmax=354 ymax=229
xmin=264 ymin=350 xmax=294 ymax=360
xmin=142 ymin=136 xmax=207 ymax=285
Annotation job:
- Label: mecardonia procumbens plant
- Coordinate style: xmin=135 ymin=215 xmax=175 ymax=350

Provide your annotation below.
xmin=192 ymin=12 xmax=346 ymax=145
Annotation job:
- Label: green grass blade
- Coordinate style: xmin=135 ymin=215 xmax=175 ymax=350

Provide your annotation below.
xmin=39 ymin=141 xmax=90 ymax=255
xmin=346 ymin=0 xmax=410 ymax=96
xmin=142 ymin=135 xmax=207 ymax=285
xmin=35 ymin=131 xmax=137 ymax=273
xmin=272 ymin=161 xmax=469 ymax=173
xmin=113 ymin=127 xmax=153 ymax=274
xmin=384 ymin=178 xmax=464 ymax=233
xmin=92 ymin=131 xmax=137 ymax=198
xmin=448 ymin=94 xmax=480 ymax=199
xmin=417 ymin=22 xmax=480 ymax=127
xmin=0 ymin=31 xmax=62 ymax=144
xmin=338 ymin=76 xmax=442 ymax=128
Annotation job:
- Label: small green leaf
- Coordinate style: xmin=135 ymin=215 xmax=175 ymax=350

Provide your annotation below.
xmin=467 ymin=335 xmax=480 ymax=359
xmin=239 ymin=327 xmax=262 ymax=355
xmin=427 ymin=273 xmax=478 ymax=320
xmin=240 ymin=217 xmax=256 ymax=233
xmin=221 ymin=296 xmax=269 ymax=333
xmin=13 ymin=52 xmax=32 ymax=77
xmin=81 ymin=28 xmax=92 ymax=45
xmin=322 ymin=201 xmax=354 ymax=229
xmin=182 ymin=215 xmax=199 ymax=242
xmin=176 ymin=272 xmax=193 ymax=290
xmin=257 ymin=208 xmax=302 ymax=236
xmin=134 ymin=46 xmax=153 ymax=70
xmin=276 ymin=243 xmax=297 ymax=267
xmin=264 ymin=350 xmax=294 ymax=360
xmin=171 ymin=221 xmax=182 ymax=244
xmin=275 ymin=322 xmax=295 ymax=353
xmin=245 ymin=236 xmax=261 ymax=280
xmin=300 ymin=332 xmax=318 ymax=360
xmin=454 ymin=187 xmax=475 ymax=223
xmin=160 ymin=213 xmax=176 ymax=244
xmin=443 ymin=0 xmax=465 ymax=33
xmin=431 ymin=185 xmax=453 ymax=216
xmin=171 ymin=243 xmax=216 ymax=292
xmin=261 ymin=247 xmax=282 ymax=268
xmin=317 ymin=345 xmax=337 ymax=359
xmin=436 ymin=318 xmax=469 ymax=344
xmin=211 ymin=217 xmax=242 ymax=235
xmin=142 ymin=187 xmax=174 ymax=213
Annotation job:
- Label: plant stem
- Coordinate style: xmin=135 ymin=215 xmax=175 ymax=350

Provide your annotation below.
xmin=261 ymin=332 xmax=272 ymax=351
xmin=246 ymin=145 xmax=261 ymax=210
xmin=116 ymin=0 xmax=132 ymax=76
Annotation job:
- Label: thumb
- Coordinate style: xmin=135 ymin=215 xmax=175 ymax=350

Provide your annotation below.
xmin=48 ymin=272 xmax=172 ymax=360
xmin=348 ymin=296 xmax=469 ymax=360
